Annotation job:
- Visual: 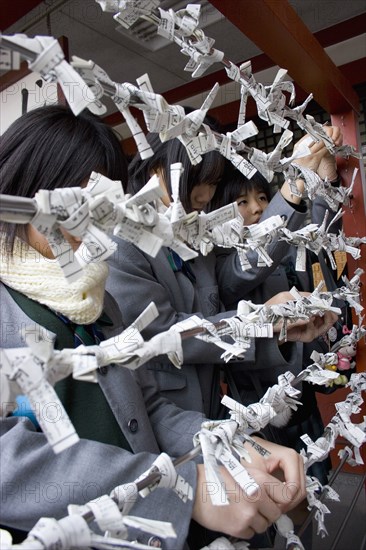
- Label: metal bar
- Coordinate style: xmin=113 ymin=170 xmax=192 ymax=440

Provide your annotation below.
xmin=0 ymin=194 xmax=37 ymax=223
xmin=0 ymin=36 xmax=37 ymax=61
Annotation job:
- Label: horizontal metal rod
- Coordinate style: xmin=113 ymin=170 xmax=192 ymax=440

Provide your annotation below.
xmin=0 ymin=36 xmax=37 ymax=61
xmin=0 ymin=195 xmax=37 ymax=223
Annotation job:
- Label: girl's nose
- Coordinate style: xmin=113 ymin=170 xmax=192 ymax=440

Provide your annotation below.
xmin=201 ymin=187 xmax=214 ymax=203
xmin=249 ymin=199 xmax=263 ymax=213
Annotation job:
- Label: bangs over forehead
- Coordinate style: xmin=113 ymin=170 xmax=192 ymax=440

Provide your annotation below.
xmin=238 ymin=177 xmax=269 ymax=196
xmin=229 ymin=169 xmax=272 ymax=201
xmin=187 ymin=149 xmax=225 ymax=190
xmin=209 ymin=165 xmax=273 ymax=211
xmin=246 ymin=172 xmax=272 ymax=200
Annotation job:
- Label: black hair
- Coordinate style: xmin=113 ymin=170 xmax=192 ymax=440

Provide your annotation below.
xmin=209 ymin=160 xmax=273 ymax=211
xmin=0 ymin=104 xmax=128 ymax=252
xmin=127 ymin=110 xmax=225 ymax=212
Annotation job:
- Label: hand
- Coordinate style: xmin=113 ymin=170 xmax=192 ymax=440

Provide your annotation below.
xmin=244 ymin=437 xmax=307 ymax=513
xmin=193 ymin=464 xmax=283 ymax=539
xmin=316 ymin=126 xmax=342 ymax=181
xmin=265 ymin=291 xmax=338 ymax=343
xmin=285 ymin=310 xmax=338 ymax=343
xmin=265 ymin=291 xmax=301 ymax=306
xmin=294 ymin=126 xmax=343 ymax=182
xmin=193 ymin=437 xmax=307 ymax=539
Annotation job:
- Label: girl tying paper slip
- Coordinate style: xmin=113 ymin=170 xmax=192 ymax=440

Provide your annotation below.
xmin=210 ymin=126 xmax=344 ymax=484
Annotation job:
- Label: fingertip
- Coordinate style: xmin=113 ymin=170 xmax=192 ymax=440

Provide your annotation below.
xmin=283 ymin=480 xmax=301 ymax=503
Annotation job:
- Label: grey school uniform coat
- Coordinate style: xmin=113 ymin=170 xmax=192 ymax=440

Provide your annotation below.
xmin=219 ymin=192 xmax=342 ymax=309
xmin=106 ymin=191 xmax=307 ymax=417
xmin=0 ymin=283 xmax=203 ymax=548
xmin=216 ymin=193 xmax=338 ymax=482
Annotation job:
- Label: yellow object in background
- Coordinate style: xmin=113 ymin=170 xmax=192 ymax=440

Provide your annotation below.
xmin=334 ymin=250 xmax=347 ymax=280
xmin=312 ymin=250 xmax=347 ymax=291
xmin=312 ymin=262 xmax=327 ymax=291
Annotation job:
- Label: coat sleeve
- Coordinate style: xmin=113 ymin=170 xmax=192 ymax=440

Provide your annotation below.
xmin=0 ymin=415 xmax=197 ymax=549
xmin=215 ymin=191 xmax=308 ymax=307
xmin=135 ymin=364 xmax=205 ymax=456
xmin=106 ymin=239 xmax=253 ymax=365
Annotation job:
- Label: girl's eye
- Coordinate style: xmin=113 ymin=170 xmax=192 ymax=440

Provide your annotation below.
xmin=259 ymin=195 xmax=268 ymax=202
xmin=237 ymin=199 xmax=247 ymax=206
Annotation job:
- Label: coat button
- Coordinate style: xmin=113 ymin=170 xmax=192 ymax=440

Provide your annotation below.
xmin=98 ymin=366 xmax=108 ymax=375
xmin=148 ymin=536 xmax=162 ymax=547
xmin=128 ymin=418 xmax=138 ymax=433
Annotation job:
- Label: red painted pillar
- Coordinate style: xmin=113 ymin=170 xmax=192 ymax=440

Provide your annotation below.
xmin=331 ymin=109 xmax=366 ymax=371
xmin=316 ymin=109 xmax=366 ymax=473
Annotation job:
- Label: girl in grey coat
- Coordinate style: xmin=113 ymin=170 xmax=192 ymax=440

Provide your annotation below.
xmin=210 ymin=127 xmax=344 ymax=483
xmin=106 ymin=129 xmax=338 ymax=419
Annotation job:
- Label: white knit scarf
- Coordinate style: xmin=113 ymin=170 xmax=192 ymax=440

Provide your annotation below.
xmin=0 ymin=238 xmax=108 ymax=325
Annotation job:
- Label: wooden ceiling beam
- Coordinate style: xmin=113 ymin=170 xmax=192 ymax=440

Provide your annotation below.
xmin=208 ymin=0 xmax=360 ymax=114
xmin=313 ymin=12 xmax=366 ymax=48
xmin=1 ymin=1 xmax=45 ymax=30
